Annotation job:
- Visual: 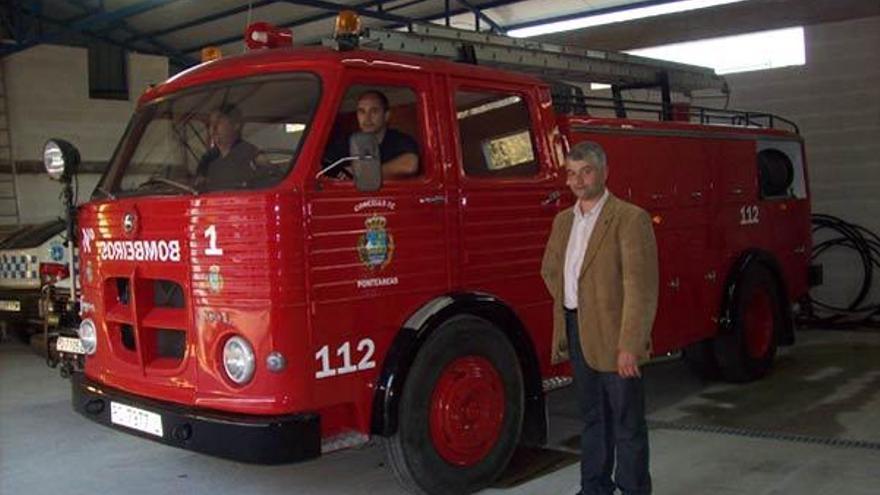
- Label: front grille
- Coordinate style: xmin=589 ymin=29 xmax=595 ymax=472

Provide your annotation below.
xmin=121 ymin=324 xmax=136 ymax=351
xmin=156 ymin=329 xmax=185 ymax=359
xmin=154 ymin=280 xmax=184 ymax=308
xmin=103 ymin=277 xmax=188 ymax=371
xmin=116 ymin=278 xmax=130 ymax=305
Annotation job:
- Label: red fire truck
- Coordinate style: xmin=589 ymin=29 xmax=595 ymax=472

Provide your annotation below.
xmin=48 ymin=16 xmax=811 ymax=495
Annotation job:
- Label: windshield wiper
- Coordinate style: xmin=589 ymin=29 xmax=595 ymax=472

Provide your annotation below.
xmin=137 ymin=177 xmax=198 ymax=195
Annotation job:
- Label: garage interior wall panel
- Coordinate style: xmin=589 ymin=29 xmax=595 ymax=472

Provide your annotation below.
xmin=724 ymin=16 xmax=880 ymax=308
xmin=2 ymin=44 xmax=168 ymax=223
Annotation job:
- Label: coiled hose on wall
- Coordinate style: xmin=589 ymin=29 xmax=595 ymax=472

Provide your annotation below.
xmin=798 ymin=213 xmax=880 ymax=329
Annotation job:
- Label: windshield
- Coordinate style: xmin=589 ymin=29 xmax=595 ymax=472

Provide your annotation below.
xmin=99 ymin=73 xmax=321 ymax=197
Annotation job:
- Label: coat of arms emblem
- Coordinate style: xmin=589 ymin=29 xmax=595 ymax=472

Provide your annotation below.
xmin=208 ymin=265 xmax=224 ymax=293
xmin=357 ymin=215 xmax=394 ymax=270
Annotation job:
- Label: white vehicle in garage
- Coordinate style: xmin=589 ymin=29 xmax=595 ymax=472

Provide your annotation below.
xmin=0 ymin=219 xmax=74 ymax=340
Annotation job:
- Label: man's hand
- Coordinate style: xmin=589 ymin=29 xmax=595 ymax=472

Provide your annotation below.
xmin=617 ymin=350 xmax=641 ymax=378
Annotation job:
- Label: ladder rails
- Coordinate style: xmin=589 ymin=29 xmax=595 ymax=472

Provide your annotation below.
xmin=327 ymin=23 xmax=727 ymax=94
xmin=0 ymin=59 xmax=21 ymax=236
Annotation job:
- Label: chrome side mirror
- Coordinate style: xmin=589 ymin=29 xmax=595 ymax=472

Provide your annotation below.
xmin=349 ymin=132 xmax=381 ymax=192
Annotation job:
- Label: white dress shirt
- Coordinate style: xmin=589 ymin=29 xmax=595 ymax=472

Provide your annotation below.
xmin=563 ymin=190 xmax=609 ymax=310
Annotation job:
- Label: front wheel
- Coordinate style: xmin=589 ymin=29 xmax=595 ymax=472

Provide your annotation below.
xmin=383 ymin=316 xmax=524 ymax=495
xmin=714 ymin=263 xmax=785 ymax=382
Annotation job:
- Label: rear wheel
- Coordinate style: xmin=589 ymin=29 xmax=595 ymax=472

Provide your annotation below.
xmin=383 ymin=316 xmax=524 ymax=495
xmin=714 ymin=264 xmax=784 ymax=382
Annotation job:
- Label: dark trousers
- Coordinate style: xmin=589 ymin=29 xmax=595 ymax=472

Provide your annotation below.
xmin=565 ymin=309 xmax=651 ymax=495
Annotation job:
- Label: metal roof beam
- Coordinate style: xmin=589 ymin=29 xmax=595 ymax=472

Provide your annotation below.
xmin=282 ymin=0 xmax=434 ymax=27
xmin=2 ymin=1 xmax=38 ymax=45
xmin=280 ymin=0 xmax=415 ymax=24
xmin=392 ymin=0 xmax=525 ymax=30
xmin=7 ymin=0 xmax=185 ymax=51
xmin=383 ymin=0 xmax=432 ymax=11
xmin=1 ymin=2 xmax=194 ymax=67
xmin=455 ymin=0 xmax=503 ymax=33
xmin=62 ymin=0 xmax=196 ymax=68
xmin=124 ymin=0 xmax=278 ymax=44
xmin=69 ymin=0 xmax=186 ymax=34
xmin=179 ymin=0 xmax=433 ymax=54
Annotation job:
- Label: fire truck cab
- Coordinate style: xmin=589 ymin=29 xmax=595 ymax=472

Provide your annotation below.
xmin=50 ymin=17 xmax=811 ymax=495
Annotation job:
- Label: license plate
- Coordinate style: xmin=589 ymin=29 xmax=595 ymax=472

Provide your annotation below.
xmin=110 ymin=402 xmax=164 ymax=437
xmin=55 ymin=336 xmax=85 ymax=355
xmin=0 ymin=300 xmax=20 ymax=312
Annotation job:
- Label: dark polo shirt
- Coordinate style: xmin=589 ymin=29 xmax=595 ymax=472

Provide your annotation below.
xmin=196 ymin=140 xmax=260 ymax=189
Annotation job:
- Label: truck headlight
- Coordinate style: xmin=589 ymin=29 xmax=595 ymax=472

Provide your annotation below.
xmin=78 ymin=318 xmax=97 ymax=355
xmin=223 ymin=336 xmax=255 ymax=385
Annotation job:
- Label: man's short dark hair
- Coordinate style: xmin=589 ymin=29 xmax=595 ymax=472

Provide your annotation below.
xmin=358 ymin=90 xmax=390 ymax=112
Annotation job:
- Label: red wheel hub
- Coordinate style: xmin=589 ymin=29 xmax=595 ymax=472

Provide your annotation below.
xmin=745 ymin=288 xmax=774 ymax=359
xmin=429 ymin=356 xmax=505 ymax=467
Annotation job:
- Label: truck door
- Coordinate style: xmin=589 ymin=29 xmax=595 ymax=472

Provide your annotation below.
xmin=304 ymin=74 xmax=449 ymax=415
xmin=445 ymin=79 xmax=563 ymax=367
xmin=608 ymin=134 xmax=689 ymax=354
xmin=671 ymin=140 xmax=716 ymax=342
xmin=601 ymin=133 xmax=707 ymax=353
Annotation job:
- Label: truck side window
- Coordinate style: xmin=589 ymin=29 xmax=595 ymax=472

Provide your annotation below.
xmin=455 ymin=90 xmax=538 ymax=178
xmin=325 ymin=85 xmax=422 ymax=180
xmin=757 ymin=148 xmax=794 ymax=198
xmin=755 ymin=141 xmax=807 ymax=200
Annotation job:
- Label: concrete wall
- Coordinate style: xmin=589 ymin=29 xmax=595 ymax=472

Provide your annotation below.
xmin=2 ymin=44 xmax=168 ymax=223
xmin=722 ymin=16 xmax=880 ymax=309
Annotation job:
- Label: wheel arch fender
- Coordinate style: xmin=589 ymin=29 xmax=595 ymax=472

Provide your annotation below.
xmin=370 ymin=292 xmax=547 ymax=446
xmin=720 ymin=249 xmax=795 ymax=345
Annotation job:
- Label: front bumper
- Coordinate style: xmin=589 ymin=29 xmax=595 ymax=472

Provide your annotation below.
xmin=72 ymin=373 xmax=321 ymax=464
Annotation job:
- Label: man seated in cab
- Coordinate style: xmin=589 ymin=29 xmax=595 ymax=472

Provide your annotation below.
xmin=195 ymin=104 xmax=273 ymax=189
xmin=326 ymin=90 xmax=420 ymax=179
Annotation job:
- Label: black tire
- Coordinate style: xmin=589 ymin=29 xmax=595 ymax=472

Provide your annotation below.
xmin=682 ymin=339 xmax=720 ymax=380
xmin=714 ymin=263 xmax=784 ymax=382
xmin=383 ymin=316 xmax=524 ymax=495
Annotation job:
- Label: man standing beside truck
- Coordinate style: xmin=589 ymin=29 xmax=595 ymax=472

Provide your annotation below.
xmin=541 ymin=141 xmax=659 ymax=495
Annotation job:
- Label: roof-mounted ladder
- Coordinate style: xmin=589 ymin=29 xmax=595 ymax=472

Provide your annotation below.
xmin=325 ymin=24 xmax=728 ymax=95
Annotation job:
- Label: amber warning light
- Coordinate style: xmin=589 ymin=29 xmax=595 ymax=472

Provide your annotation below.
xmin=335 ymin=10 xmax=362 ymax=38
xmin=201 ymin=46 xmax=222 ymax=62
xmin=244 ymin=22 xmax=293 ymax=50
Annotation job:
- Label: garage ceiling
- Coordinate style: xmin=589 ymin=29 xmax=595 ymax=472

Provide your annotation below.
xmin=1 ymin=0 xmax=878 ymax=70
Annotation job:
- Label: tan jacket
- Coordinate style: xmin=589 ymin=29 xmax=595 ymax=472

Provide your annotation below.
xmin=541 ymin=193 xmax=659 ymax=372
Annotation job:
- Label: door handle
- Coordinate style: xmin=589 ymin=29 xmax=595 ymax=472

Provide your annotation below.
xmin=691 ymin=191 xmax=703 ymax=199
xmin=419 ymin=195 xmax=446 ymax=205
xmin=541 ymin=191 xmax=561 ymax=206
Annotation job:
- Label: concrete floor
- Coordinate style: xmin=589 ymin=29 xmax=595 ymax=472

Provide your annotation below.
xmin=1 ymin=329 xmax=879 ymax=495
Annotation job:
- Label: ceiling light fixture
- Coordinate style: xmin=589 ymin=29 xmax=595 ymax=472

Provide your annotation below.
xmin=507 ymin=0 xmax=750 ymax=38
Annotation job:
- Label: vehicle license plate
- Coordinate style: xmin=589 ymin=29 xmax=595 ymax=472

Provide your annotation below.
xmin=110 ymin=402 xmax=164 ymax=437
xmin=0 ymin=300 xmax=21 ymax=312
xmin=55 ymin=336 xmax=85 ymax=354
